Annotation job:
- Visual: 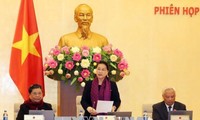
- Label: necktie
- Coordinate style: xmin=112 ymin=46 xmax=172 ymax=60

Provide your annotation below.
xmin=168 ymin=106 xmax=172 ymax=112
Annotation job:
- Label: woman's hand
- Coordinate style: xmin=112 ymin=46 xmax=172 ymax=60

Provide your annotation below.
xmin=112 ymin=106 xmax=116 ymax=112
xmin=87 ymin=106 xmax=97 ymax=115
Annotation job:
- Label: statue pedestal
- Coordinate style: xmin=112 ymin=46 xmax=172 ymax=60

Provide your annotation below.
xmin=58 ymin=81 xmax=83 ymax=116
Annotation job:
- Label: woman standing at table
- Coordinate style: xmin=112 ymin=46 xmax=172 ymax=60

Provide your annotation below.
xmin=81 ymin=61 xmax=121 ymax=118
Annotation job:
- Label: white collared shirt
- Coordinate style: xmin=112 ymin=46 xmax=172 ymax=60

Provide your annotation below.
xmin=165 ymin=103 xmax=174 ymax=112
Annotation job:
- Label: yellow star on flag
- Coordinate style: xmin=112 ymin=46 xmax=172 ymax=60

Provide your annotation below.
xmin=12 ymin=25 xmax=40 ymax=64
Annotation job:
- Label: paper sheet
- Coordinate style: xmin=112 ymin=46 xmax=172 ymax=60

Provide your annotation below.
xmin=96 ymin=100 xmax=114 ymax=113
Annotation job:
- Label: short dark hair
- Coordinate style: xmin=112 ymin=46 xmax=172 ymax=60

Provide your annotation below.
xmin=28 ymin=84 xmax=42 ymax=94
xmin=97 ymin=61 xmax=109 ymax=71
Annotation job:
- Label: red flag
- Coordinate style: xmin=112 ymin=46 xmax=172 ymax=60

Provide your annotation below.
xmin=9 ymin=0 xmax=44 ymax=100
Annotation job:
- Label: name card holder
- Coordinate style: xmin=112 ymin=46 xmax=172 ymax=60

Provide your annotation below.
xmin=168 ymin=110 xmax=193 ymax=120
xmin=170 ymin=115 xmax=189 ymax=120
xmin=24 ymin=115 xmax=44 ymax=120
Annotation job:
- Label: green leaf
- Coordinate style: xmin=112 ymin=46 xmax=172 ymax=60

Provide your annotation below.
xmin=110 ymin=62 xmax=117 ymax=69
xmin=59 ymin=64 xmax=63 ymax=69
xmin=70 ymin=77 xmax=77 ymax=85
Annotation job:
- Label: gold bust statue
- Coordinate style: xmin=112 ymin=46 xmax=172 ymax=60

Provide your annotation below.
xmin=58 ymin=4 xmax=108 ymax=48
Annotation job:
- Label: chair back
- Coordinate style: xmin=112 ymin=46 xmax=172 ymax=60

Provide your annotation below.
xmin=76 ymin=95 xmax=85 ymax=116
xmin=142 ymin=104 xmax=153 ymax=118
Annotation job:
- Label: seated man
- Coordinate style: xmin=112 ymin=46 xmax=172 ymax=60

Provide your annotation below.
xmin=152 ymin=87 xmax=186 ymax=120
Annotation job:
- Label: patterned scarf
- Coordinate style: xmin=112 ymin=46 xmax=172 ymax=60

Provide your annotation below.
xmin=91 ymin=77 xmax=111 ymax=109
xmin=24 ymin=99 xmax=44 ymax=110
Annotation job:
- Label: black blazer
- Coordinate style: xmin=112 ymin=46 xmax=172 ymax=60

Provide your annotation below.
xmin=81 ymin=80 xmax=121 ymax=117
xmin=16 ymin=102 xmax=52 ymax=120
xmin=152 ymin=101 xmax=186 ymax=120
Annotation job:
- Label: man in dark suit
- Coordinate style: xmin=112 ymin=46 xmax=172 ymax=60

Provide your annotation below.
xmin=152 ymin=87 xmax=186 ymax=120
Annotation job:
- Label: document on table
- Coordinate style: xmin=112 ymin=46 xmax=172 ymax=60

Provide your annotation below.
xmin=96 ymin=100 xmax=113 ymax=113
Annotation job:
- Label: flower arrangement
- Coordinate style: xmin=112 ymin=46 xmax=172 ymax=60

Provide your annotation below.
xmin=43 ymin=44 xmax=130 ymax=88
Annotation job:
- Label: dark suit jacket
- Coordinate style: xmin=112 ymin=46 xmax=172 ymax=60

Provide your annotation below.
xmin=16 ymin=102 xmax=52 ymax=120
xmin=81 ymin=80 xmax=121 ymax=117
xmin=152 ymin=101 xmax=186 ymax=120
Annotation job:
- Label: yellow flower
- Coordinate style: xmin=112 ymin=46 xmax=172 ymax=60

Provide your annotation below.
xmin=74 ymin=70 xmax=79 ymax=76
xmin=81 ymin=82 xmax=86 ymax=87
xmin=81 ymin=59 xmax=90 ymax=68
xmin=71 ymin=46 xmax=80 ymax=53
xmin=93 ymin=62 xmax=97 ymax=66
xmin=93 ymin=69 xmax=97 ymax=74
xmin=92 ymin=47 xmax=101 ymax=53
xmin=111 ymin=70 xmax=117 ymax=75
xmin=57 ymin=54 xmax=64 ymax=61
xmin=110 ymin=54 xmax=118 ymax=62
xmin=76 ymin=62 xmax=80 ymax=66
xmin=58 ymin=69 xmax=63 ymax=74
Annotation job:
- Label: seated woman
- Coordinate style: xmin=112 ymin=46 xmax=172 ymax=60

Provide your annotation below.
xmin=16 ymin=84 xmax=52 ymax=120
xmin=81 ymin=61 xmax=121 ymax=119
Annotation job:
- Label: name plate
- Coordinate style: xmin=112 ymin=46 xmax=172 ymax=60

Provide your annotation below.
xmin=168 ymin=110 xmax=192 ymax=120
xmin=170 ymin=115 xmax=190 ymax=120
xmin=97 ymin=115 xmax=116 ymax=120
xmin=24 ymin=115 xmax=44 ymax=120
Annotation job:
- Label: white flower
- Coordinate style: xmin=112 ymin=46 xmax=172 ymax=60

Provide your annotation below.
xmin=81 ymin=82 xmax=86 ymax=87
xmin=57 ymin=54 xmax=64 ymax=61
xmin=93 ymin=62 xmax=97 ymax=66
xmin=74 ymin=70 xmax=79 ymax=76
xmin=92 ymin=47 xmax=101 ymax=53
xmin=111 ymin=70 xmax=117 ymax=75
xmin=93 ymin=69 xmax=97 ymax=74
xmin=81 ymin=59 xmax=90 ymax=68
xmin=110 ymin=54 xmax=118 ymax=62
xmin=71 ymin=47 xmax=80 ymax=53
xmin=76 ymin=62 xmax=80 ymax=66
xmin=58 ymin=69 xmax=63 ymax=74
